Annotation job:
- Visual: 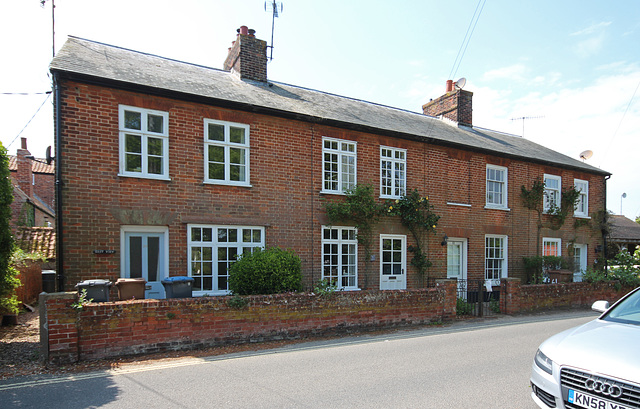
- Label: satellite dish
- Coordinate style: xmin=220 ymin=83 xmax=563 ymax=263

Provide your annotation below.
xmin=46 ymin=146 xmax=54 ymax=165
xmin=579 ymin=150 xmax=593 ymax=161
xmin=454 ymin=77 xmax=467 ymax=89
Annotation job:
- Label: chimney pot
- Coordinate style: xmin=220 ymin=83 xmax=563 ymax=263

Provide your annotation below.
xmin=223 ymin=25 xmax=268 ymax=82
xmin=248 ymin=29 xmax=256 ymax=37
xmin=446 ymin=80 xmax=454 ymax=93
xmin=21 ymin=137 xmax=28 ymax=150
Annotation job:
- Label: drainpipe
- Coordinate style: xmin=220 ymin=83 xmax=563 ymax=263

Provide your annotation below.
xmin=53 ymin=73 xmax=64 ymax=292
xmin=603 ymin=175 xmax=611 ymax=273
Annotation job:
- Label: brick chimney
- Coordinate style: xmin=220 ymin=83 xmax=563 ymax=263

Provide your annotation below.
xmin=422 ymin=81 xmax=473 ymax=127
xmin=16 ymin=137 xmax=34 ymax=198
xmin=223 ymin=26 xmax=268 ymax=82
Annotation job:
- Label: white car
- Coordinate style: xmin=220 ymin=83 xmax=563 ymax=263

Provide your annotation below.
xmin=530 ymin=286 xmax=640 ymax=409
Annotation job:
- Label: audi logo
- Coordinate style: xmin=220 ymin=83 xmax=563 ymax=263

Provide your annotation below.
xmin=585 ymin=378 xmax=623 ymax=398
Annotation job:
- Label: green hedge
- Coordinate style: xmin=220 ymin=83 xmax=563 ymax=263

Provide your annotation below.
xmin=228 ymin=247 xmax=302 ymax=295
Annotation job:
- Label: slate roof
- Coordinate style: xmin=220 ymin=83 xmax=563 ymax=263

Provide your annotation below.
xmin=609 ymin=215 xmax=640 ymax=243
xmin=8 ymin=156 xmax=55 ymax=174
xmin=50 ymin=36 xmax=609 ymax=176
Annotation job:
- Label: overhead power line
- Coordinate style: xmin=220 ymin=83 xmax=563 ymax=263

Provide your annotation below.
xmin=448 ymin=0 xmax=487 ymax=81
xmin=6 ymin=93 xmax=52 ymax=149
xmin=600 ymin=79 xmax=640 ymax=166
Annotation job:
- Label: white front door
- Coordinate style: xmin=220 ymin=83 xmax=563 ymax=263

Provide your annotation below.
xmin=447 ymin=239 xmax=468 ymax=296
xmin=380 ymin=235 xmax=406 ymax=290
xmin=122 ymin=227 xmax=168 ymax=298
xmin=573 ymin=244 xmax=587 ymax=282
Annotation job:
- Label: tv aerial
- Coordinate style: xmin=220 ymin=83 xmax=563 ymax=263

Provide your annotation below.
xmin=264 ymin=1 xmax=284 ymax=61
xmin=579 ymin=150 xmax=593 ymax=162
xmin=510 ymin=115 xmax=544 ymax=138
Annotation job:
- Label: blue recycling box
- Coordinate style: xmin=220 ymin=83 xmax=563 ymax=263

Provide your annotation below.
xmin=161 ymin=276 xmax=194 ymax=299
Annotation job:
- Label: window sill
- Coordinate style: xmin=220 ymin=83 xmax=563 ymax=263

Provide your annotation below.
xmin=484 ymin=205 xmax=510 ymax=211
xmin=447 ymin=202 xmax=471 ymax=207
xmin=573 ymin=215 xmax=591 ymax=219
xmin=320 ymin=190 xmax=347 ymax=196
xmin=192 ymin=291 xmax=231 ymax=297
xmin=118 ymin=173 xmax=171 ymax=181
xmin=203 ymin=181 xmax=252 ymax=188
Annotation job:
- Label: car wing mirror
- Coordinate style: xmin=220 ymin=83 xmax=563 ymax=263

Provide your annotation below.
xmin=591 ymin=300 xmax=610 ymax=313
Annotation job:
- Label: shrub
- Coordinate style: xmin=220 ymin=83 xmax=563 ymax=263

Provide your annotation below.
xmin=313 ymin=279 xmax=339 ymax=296
xmin=228 ymin=247 xmax=302 ymax=295
xmin=456 ymin=297 xmax=474 ymax=316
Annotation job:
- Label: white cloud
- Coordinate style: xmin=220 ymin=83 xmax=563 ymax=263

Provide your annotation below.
xmin=482 ymin=64 xmax=529 ymax=82
xmin=570 ymin=21 xmax=612 ymax=36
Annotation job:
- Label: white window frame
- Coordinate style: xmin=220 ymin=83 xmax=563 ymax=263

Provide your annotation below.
xmin=485 ymin=235 xmax=508 ymax=285
xmin=120 ymin=225 xmax=170 ymax=280
xmin=486 ymin=164 xmax=508 ymax=209
xmin=187 ymin=225 xmax=264 ymax=296
xmin=204 ymin=119 xmax=250 ymax=186
xmin=380 ymin=146 xmax=406 ymax=199
xmin=322 ymin=137 xmax=357 ymax=194
xmin=119 ymin=105 xmax=169 ymax=180
xmin=543 ymin=174 xmax=561 ymax=213
xmin=574 ymin=179 xmax=589 ymax=218
xmin=321 ymin=226 xmax=359 ymax=290
xmin=542 ymin=237 xmax=562 ymax=257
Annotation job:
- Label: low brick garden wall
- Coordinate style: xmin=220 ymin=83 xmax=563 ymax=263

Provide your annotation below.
xmin=39 ymin=279 xmax=634 ymax=365
xmin=40 ymin=280 xmax=456 ymax=364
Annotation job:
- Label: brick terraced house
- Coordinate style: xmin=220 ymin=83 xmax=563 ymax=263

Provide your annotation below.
xmin=49 ymin=27 xmax=610 ymax=297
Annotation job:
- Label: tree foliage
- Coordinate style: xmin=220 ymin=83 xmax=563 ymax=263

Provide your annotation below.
xmin=0 ymin=142 xmax=18 ymax=314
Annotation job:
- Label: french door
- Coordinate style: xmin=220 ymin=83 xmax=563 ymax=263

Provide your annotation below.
xmin=122 ymin=227 xmax=168 ymax=298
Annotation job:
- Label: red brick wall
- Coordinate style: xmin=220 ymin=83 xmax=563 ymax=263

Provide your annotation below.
xmin=42 ymin=280 xmax=455 ymax=363
xmin=56 ymin=79 xmax=607 ymax=292
xmin=41 ymin=281 xmax=629 ymax=365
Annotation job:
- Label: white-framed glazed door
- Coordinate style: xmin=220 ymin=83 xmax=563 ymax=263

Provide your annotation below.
xmin=573 ymin=244 xmax=587 ymax=282
xmin=447 ymin=239 xmax=468 ymax=297
xmin=380 ymin=235 xmax=406 ymax=290
xmin=122 ymin=226 xmax=168 ymax=298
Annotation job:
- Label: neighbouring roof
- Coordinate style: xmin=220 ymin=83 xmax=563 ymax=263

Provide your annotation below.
xmin=12 ymin=184 xmax=55 ymax=217
xmin=50 ymin=36 xmax=610 ymax=176
xmin=14 ymin=227 xmax=56 ymax=259
xmin=609 ymin=215 xmax=640 ymax=244
xmin=8 ymin=156 xmax=55 ymax=174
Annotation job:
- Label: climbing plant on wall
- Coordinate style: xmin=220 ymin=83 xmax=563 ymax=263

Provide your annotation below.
xmin=323 ymin=184 xmax=387 ymax=287
xmin=387 ymin=189 xmax=440 ymax=286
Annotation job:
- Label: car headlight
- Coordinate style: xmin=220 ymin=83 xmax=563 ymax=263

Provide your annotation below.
xmin=534 ymin=349 xmax=553 ymax=375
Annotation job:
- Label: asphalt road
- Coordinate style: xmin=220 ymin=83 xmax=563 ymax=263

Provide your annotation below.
xmin=0 ymin=310 xmax=597 ymax=408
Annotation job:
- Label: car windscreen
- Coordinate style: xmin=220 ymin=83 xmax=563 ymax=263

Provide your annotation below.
xmin=602 ymin=287 xmax=640 ymax=325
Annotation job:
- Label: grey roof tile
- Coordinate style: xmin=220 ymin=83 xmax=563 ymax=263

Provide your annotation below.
xmin=50 ymin=36 xmax=609 ymax=176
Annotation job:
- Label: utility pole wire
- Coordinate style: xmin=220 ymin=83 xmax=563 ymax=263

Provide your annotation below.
xmin=600 ymin=79 xmax=640 ymax=167
xmin=448 ymin=0 xmax=486 ymax=81
xmin=6 ymin=93 xmax=51 ymax=149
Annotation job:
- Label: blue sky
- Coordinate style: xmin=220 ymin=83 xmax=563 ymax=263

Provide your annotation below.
xmin=2 ymin=0 xmax=639 ymax=220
